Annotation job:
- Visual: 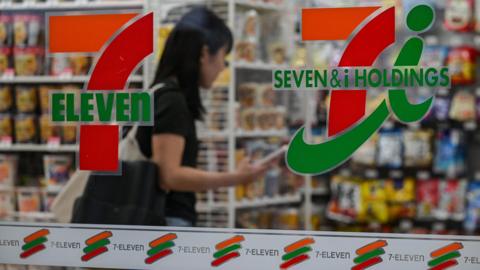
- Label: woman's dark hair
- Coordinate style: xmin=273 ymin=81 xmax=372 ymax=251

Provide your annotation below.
xmin=151 ymin=7 xmax=233 ymax=120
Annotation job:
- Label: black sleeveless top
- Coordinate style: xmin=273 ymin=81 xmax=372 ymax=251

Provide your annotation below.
xmin=135 ymin=80 xmax=198 ymax=224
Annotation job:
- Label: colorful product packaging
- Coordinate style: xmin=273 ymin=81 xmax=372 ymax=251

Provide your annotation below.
xmin=416 ymin=178 xmax=440 ymax=219
xmin=449 ymin=90 xmax=476 ymax=121
xmin=0 ymin=154 xmax=17 ymax=188
xmin=43 ymin=155 xmax=72 ymax=191
xmin=13 ymin=47 xmax=43 ymax=76
xmin=444 ymin=0 xmax=475 ymax=32
xmin=16 ymin=187 xmax=41 ymax=212
xmin=327 ymin=175 xmax=360 ymax=223
xmin=0 ymin=86 xmax=13 ymax=112
xmin=0 ymin=14 xmax=13 ymax=47
xmin=464 ymin=181 xmax=480 ymax=232
xmin=15 ymin=85 xmax=37 ymax=113
xmin=0 ymin=47 xmax=13 ymax=76
xmin=376 ymin=129 xmax=403 ymax=168
xmin=435 ymin=179 xmax=467 ymax=220
xmin=359 ymin=179 xmax=389 ymax=224
xmin=14 ymin=114 xmax=38 ymax=143
xmin=0 ymin=187 xmax=15 ymax=218
xmin=403 ymin=130 xmax=433 ymax=167
xmin=433 ymin=129 xmax=466 ymax=175
xmin=447 ymin=46 xmax=476 ymax=85
xmin=13 ymin=14 xmax=41 ymax=47
xmin=0 ymin=114 xmax=13 ymax=141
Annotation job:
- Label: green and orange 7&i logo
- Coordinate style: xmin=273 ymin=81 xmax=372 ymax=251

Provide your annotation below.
xmin=284 ymin=4 xmax=443 ymax=175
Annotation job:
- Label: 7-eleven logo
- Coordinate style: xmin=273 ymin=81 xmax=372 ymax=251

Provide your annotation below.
xmin=48 ymin=13 xmax=153 ymax=172
xmin=286 ymin=5 xmax=438 ymax=175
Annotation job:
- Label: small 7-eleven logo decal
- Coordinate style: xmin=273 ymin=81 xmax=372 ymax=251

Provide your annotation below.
xmin=286 ymin=5 xmax=439 ymax=175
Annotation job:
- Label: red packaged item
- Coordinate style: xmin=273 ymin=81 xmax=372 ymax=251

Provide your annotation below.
xmin=13 ymin=14 xmax=41 ymax=47
xmin=435 ymin=179 xmax=467 ymax=221
xmin=445 ymin=0 xmax=475 ymax=32
xmin=0 ymin=47 xmax=13 ymax=76
xmin=416 ymin=179 xmax=439 ymax=219
xmin=447 ymin=46 xmax=476 ymax=85
xmin=13 ymin=47 xmax=43 ymax=76
xmin=0 ymin=14 xmax=13 ymax=47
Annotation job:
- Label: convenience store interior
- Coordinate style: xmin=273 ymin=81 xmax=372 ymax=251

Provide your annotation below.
xmin=0 ymin=2 xmax=480 ymax=268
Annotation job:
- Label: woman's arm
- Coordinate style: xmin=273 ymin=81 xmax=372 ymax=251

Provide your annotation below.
xmin=151 ymin=134 xmax=268 ymax=192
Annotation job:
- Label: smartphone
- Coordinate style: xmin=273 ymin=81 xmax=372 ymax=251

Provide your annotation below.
xmin=253 ymin=145 xmax=288 ymax=167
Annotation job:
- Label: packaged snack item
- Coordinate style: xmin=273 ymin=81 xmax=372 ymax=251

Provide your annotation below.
xmin=39 ymin=114 xmax=60 ymax=143
xmin=16 ymin=187 xmax=41 ymax=212
xmin=434 ymin=130 xmax=466 ymax=175
xmin=447 ymin=46 xmax=476 ymax=85
xmin=449 ymin=90 xmax=476 ymax=121
xmin=157 ymin=24 xmax=174 ymax=60
xmin=240 ymin=108 xmax=256 ymax=131
xmin=257 ymin=84 xmax=275 ymax=107
xmin=269 ymin=42 xmax=286 ymax=64
xmin=444 ymin=0 xmax=475 ymax=32
xmin=352 ymin=134 xmax=378 ymax=166
xmin=359 ymin=179 xmax=389 ymax=223
xmin=15 ymin=85 xmax=37 ymax=113
xmin=416 ymin=178 xmax=440 ymax=219
xmin=236 ymin=10 xmax=259 ymax=62
xmin=433 ymin=95 xmax=451 ymax=121
xmin=421 ymin=45 xmax=449 ymax=67
xmin=275 ymin=208 xmax=299 ymax=230
xmin=274 ymin=107 xmax=286 ymax=130
xmin=376 ymin=129 xmax=403 ymax=168
xmin=0 ymin=155 xmax=17 ymax=188
xmin=68 ymin=54 xmax=91 ymax=75
xmin=14 ymin=47 xmax=43 ymax=76
xmin=238 ymin=83 xmax=257 ymax=108
xmin=0 ymin=114 xmax=13 ymax=140
xmin=38 ymin=85 xmax=55 ymax=113
xmin=403 ymin=130 xmax=433 ymax=167
xmin=13 ymin=14 xmax=41 ymax=47
xmin=61 ymin=125 xmax=77 ymax=144
xmin=14 ymin=114 xmax=37 ymax=143
xmin=292 ymin=44 xmax=307 ymax=67
xmin=0 ymin=47 xmax=12 ymax=76
xmin=435 ymin=179 xmax=467 ymax=220
xmin=464 ymin=181 xmax=480 ymax=232
xmin=327 ymin=175 xmax=360 ymax=223
xmin=0 ymin=86 xmax=13 ymax=112
xmin=0 ymin=14 xmax=13 ymax=47
xmin=49 ymin=54 xmax=70 ymax=76
xmin=0 ymin=188 xmax=15 ymax=217
xmin=386 ymin=178 xmax=416 ymax=219
xmin=43 ymin=155 xmax=72 ymax=191
xmin=41 ymin=189 xmax=57 ymax=212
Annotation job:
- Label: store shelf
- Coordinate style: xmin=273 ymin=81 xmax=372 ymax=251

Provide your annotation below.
xmin=10 ymin=211 xmax=56 ymax=220
xmin=234 ymin=61 xmax=288 ymax=71
xmin=0 ymin=1 xmax=144 ymax=11
xmin=0 ymin=144 xmax=78 ymax=152
xmin=0 ymin=75 xmax=143 ymax=84
xmin=197 ymin=131 xmax=229 ymax=139
xmin=234 ymin=0 xmax=284 ymax=11
xmin=236 ymin=129 xmax=288 ymax=138
xmin=196 ymin=202 xmax=229 ymax=212
xmin=300 ymin=187 xmax=329 ymax=196
xmin=235 ymin=193 xmax=301 ymax=209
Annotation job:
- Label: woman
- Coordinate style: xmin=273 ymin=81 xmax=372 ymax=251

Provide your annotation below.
xmin=135 ymin=7 xmax=270 ymax=227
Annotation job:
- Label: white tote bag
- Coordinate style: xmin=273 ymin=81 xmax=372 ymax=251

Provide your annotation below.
xmin=51 ymin=84 xmax=163 ymax=223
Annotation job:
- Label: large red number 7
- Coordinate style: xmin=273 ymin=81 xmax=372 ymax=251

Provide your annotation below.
xmin=49 ymin=13 xmax=153 ymax=172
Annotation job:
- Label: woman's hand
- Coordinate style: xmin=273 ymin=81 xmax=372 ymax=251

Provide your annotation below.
xmin=235 ymin=158 xmax=271 ymax=184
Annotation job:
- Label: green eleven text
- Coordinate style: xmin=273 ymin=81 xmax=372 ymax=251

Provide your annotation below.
xmin=51 ymin=92 xmax=151 ymax=123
